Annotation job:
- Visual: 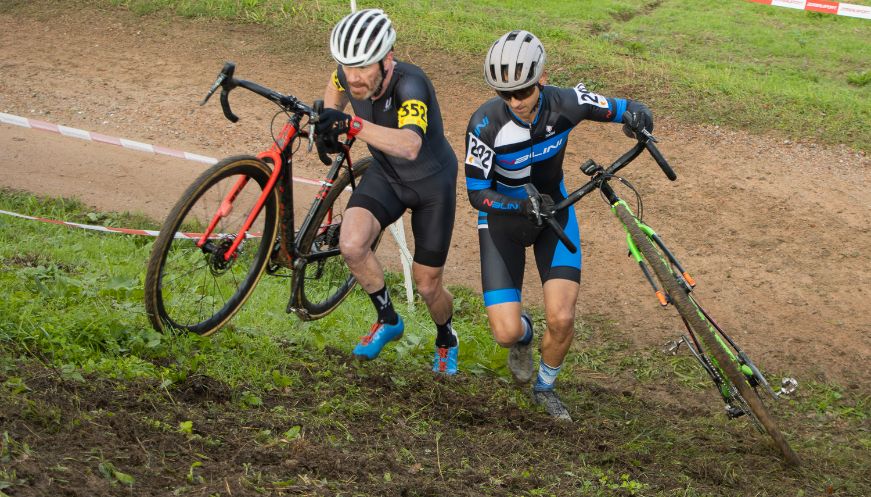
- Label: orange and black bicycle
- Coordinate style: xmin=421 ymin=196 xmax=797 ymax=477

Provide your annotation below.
xmin=145 ymin=62 xmax=377 ymax=335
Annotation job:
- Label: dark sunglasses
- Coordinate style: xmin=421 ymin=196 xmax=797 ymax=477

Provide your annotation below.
xmin=496 ymin=84 xmax=537 ymax=101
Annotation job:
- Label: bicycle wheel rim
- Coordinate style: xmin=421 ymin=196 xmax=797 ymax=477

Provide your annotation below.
xmin=145 ymin=157 xmax=278 ymax=335
xmin=293 ymin=157 xmax=378 ymax=320
xmin=613 ymin=203 xmax=800 ymax=466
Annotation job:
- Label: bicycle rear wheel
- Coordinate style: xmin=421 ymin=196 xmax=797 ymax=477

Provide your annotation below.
xmin=613 ymin=202 xmax=800 ymax=466
xmin=144 ymin=156 xmax=278 ymax=335
xmin=291 ymin=156 xmax=379 ymax=320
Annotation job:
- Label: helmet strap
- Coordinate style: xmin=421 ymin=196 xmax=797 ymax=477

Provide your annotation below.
xmin=371 ymin=57 xmax=393 ymax=101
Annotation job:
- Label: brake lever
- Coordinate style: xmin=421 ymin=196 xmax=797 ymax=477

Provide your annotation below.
xmin=310 ymin=100 xmax=332 ymax=166
xmin=308 ymin=100 xmax=322 ymax=153
xmin=640 ymin=128 xmax=657 ymax=143
xmin=529 ymin=195 xmax=542 ymax=226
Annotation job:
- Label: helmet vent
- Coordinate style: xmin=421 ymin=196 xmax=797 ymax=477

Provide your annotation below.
xmin=483 ymin=30 xmax=546 ymax=91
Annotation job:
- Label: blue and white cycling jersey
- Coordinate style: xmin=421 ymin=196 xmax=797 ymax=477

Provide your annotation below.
xmin=464 ymin=83 xmax=649 ymax=306
xmin=464 ymin=82 xmax=636 ymax=219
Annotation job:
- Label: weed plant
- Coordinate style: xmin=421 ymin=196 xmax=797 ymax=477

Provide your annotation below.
xmin=1 ymin=188 xmax=869 ymax=495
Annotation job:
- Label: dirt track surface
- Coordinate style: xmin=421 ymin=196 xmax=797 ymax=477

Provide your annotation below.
xmin=1 ymin=4 xmax=869 ymax=387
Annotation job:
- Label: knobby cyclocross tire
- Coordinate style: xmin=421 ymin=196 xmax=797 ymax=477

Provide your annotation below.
xmin=144 ymin=156 xmax=278 ymax=336
xmin=291 ymin=156 xmax=380 ymax=320
xmin=613 ymin=203 xmax=801 ymax=466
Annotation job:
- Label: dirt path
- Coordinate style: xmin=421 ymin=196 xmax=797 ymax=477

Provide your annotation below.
xmin=1 ymin=3 xmax=869 ymax=386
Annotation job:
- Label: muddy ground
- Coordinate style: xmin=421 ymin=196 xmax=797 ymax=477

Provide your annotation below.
xmin=1 ymin=2 xmax=869 ymax=496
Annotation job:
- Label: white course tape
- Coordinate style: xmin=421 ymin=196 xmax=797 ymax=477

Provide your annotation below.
xmin=1 ymin=112 xmax=416 ymax=303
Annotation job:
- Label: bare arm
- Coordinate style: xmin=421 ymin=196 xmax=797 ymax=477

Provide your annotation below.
xmin=324 ymin=79 xmax=350 ymax=112
xmin=355 ymin=123 xmax=422 ymax=161
xmin=323 ymin=75 xmax=422 ymax=161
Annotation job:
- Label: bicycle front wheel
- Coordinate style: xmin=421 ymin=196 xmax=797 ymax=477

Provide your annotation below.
xmin=144 ymin=156 xmax=278 ymax=335
xmin=292 ymin=156 xmax=379 ymax=320
xmin=613 ymin=202 xmax=800 ymax=466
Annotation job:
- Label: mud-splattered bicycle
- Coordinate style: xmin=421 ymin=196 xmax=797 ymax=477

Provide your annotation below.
xmin=525 ymin=119 xmax=800 ymax=465
xmin=145 ymin=62 xmax=377 ymax=335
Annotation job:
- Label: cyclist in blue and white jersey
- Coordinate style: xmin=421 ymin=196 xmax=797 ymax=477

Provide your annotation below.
xmin=464 ymin=30 xmax=654 ymax=419
xmin=315 ymin=9 xmax=460 ymax=374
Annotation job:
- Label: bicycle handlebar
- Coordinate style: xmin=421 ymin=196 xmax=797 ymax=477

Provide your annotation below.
xmin=201 ymin=61 xmax=317 ymax=124
xmin=201 ymin=62 xmax=367 ymax=166
xmin=639 ymin=128 xmax=677 ymax=181
xmin=529 ymin=131 xmax=675 ymax=254
xmin=524 ymin=184 xmax=578 ymax=253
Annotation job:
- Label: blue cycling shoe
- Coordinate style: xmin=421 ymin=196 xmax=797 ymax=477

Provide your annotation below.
xmin=432 ymin=340 xmax=459 ymax=375
xmin=353 ymin=317 xmax=404 ymax=360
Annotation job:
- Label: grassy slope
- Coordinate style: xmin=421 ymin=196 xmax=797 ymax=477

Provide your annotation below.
xmin=1 ymin=1 xmax=870 ymax=495
xmin=107 ymin=0 xmax=871 ymax=150
xmin=1 ymin=188 xmax=869 ymax=494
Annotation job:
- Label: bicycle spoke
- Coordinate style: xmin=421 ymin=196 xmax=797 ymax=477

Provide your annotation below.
xmin=145 ymin=157 xmax=277 ymax=335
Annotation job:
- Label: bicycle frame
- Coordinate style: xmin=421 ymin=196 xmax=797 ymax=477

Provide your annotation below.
xmin=531 ymin=136 xmax=798 ymax=435
xmin=194 ymin=62 xmax=362 ymax=268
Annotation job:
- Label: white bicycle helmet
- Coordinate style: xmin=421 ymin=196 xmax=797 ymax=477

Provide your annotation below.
xmin=330 ymin=9 xmax=396 ymax=67
xmin=484 ymin=30 xmax=546 ymax=91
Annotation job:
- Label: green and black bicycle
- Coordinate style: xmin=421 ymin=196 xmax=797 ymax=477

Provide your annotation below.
xmin=525 ymin=122 xmax=801 ymax=466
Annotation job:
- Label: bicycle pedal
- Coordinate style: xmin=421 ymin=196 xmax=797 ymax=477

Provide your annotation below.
xmin=724 ymin=404 xmax=746 ymax=419
xmin=777 ymin=377 xmax=798 ymax=397
xmin=662 ymin=339 xmax=682 ymax=355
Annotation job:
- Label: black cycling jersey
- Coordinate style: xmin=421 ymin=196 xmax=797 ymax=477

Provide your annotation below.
xmin=335 ymin=61 xmax=457 ymax=183
xmin=464 ymin=83 xmax=649 ymax=306
xmin=334 ymin=60 xmax=458 ymax=267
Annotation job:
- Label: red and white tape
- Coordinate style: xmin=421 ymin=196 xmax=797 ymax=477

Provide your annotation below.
xmin=0 ymin=112 xmax=322 ymax=187
xmin=1 ymin=114 xmax=416 ymax=303
xmin=0 ymin=208 xmax=258 ymax=239
xmin=748 ymin=0 xmax=871 ymax=18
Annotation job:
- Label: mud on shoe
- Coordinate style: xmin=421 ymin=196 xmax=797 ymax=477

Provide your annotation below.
xmin=532 ymin=388 xmax=573 ymax=422
xmin=353 ymin=317 xmax=404 ymax=360
xmin=432 ymin=340 xmax=459 ymax=375
xmin=508 ymin=312 xmax=535 ymax=383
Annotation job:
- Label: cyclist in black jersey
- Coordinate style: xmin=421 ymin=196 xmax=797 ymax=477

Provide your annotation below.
xmin=314 ymin=9 xmax=460 ymax=374
xmin=464 ymin=30 xmax=655 ymax=419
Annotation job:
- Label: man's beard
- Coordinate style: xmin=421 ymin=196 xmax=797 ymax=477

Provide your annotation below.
xmin=351 ymin=71 xmax=384 ymax=100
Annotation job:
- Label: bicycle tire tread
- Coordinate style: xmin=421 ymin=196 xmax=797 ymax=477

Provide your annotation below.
xmin=291 ymin=156 xmax=379 ymax=320
xmin=613 ymin=203 xmax=800 ymax=466
xmin=144 ymin=156 xmax=278 ymax=335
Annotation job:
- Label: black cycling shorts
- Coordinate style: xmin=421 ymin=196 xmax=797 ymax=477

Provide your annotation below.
xmin=347 ymin=160 xmax=456 ymax=267
xmin=478 ymin=206 xmax=581 ymax=307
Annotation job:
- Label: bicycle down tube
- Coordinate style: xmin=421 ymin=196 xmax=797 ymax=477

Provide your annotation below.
xmin=526 ymin=131 xmax=800 ymax=465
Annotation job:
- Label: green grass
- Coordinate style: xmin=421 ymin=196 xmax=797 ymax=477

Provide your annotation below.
xmin=1 ymin=188 xmax=870 ymax=496
xmin=100 ymin=0 xmax=871 ymax=150
xmin=0 ymin=187 xmax=507 ymax=387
